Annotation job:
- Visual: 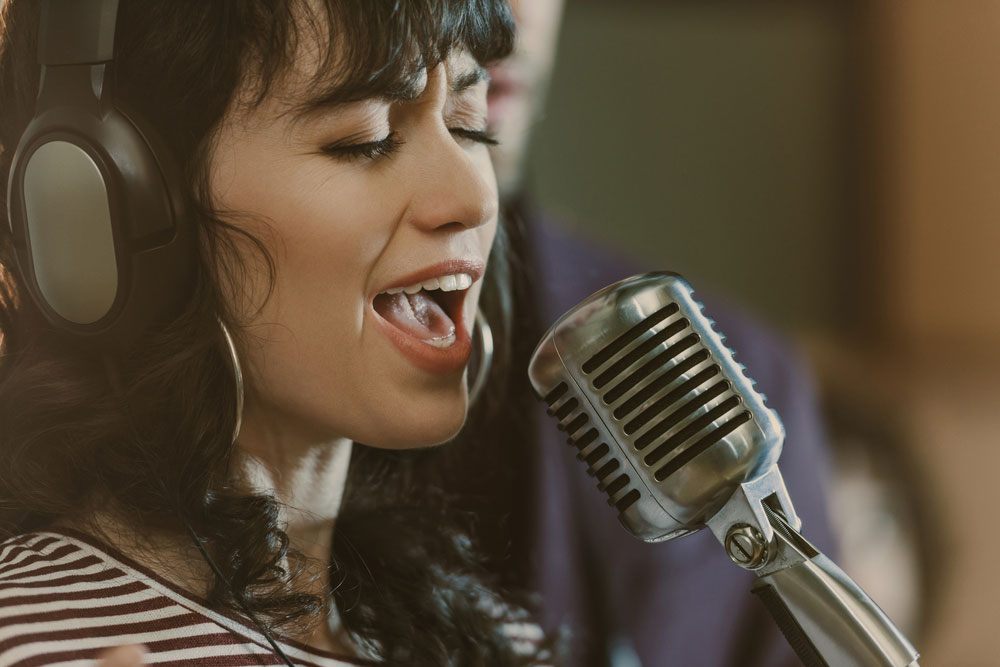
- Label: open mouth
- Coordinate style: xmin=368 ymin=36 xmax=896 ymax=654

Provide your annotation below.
xmin=371 ymin=273 xmax=471 ymax=348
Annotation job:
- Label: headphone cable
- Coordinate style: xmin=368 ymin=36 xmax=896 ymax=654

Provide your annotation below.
xmin=99 ymin=351 xmax=297 ymax=666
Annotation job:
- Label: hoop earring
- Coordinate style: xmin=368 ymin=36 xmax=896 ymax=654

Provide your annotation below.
xmin=218 ymin=318 xmax=244 ymax=445
xmin=468 ymin=308 xmax=494 ymax=407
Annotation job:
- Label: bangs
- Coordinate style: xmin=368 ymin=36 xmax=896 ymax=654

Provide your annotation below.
xmin=243 ymin=0 xmax=515 ymax=112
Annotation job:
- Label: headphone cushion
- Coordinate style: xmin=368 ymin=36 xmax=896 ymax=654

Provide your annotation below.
xmin=8 ymin=96 xmax=195 ymax=347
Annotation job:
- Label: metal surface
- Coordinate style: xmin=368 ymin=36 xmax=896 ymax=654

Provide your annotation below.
xmin=468 ymin=307 xmax=494 ymax=407
xmin=218 ymin=318 xmax=243 ymax=445
xmin=725 ymin=524 xmax=769 ymax=570
xmin=528 ymin=271 xmax=791 ymax=541
xmin=528 ymin=272 xmax=920 ymax=666
xmin=752 ymin=506 xmax=920 ymax=666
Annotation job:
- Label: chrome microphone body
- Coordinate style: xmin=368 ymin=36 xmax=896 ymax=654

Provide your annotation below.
xmin=528 ymin=272 xmax=919 ymax=667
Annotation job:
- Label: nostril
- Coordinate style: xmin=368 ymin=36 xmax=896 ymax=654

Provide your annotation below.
xmin=436 ymin=220 xmax=472 ymax=233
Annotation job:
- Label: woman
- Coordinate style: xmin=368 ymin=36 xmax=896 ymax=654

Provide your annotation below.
xmin=0 ymin=0 xmax=552 ymax=664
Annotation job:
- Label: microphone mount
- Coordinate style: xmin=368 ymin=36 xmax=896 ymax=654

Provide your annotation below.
xmin=529 ymin=272 xmax=920 ymax=667
xmin=707 ymin=465 xmax=919 ymax=666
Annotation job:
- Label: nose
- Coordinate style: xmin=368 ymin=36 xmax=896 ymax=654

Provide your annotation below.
xmin=404 ymin=131 xmax=498 ymax=234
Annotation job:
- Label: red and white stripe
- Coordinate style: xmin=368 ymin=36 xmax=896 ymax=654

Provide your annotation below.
xmin=0 ymin=532 xmax=371 ymax=666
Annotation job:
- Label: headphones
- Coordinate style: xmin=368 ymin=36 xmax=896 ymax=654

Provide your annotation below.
xmin=6 ymin=0 xmax=194 ymax=351
xmin=6 ymin=2 xmax=298 ymax=664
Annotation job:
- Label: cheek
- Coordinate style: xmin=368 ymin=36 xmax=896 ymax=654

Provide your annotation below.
xmin=214 ymin=154 xmax=407 ymax=414
xmin=209 ymin=124 xmax=500 ymax=446
xmin=258 ymin=185 xmax=400 ymax=363
xmin=480 ymin=177 xmax=501 ymax=254
xmin=223 ymin=160 xmax=402 ymax=318
xmin=481 ymin=216 xmax=499 ymax=255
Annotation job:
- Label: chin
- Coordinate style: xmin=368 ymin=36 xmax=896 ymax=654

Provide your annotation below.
xmin=364 ymin=388 xmax=470 ymax=450
xmin=370 ymin=418 xmax=467 ymax=450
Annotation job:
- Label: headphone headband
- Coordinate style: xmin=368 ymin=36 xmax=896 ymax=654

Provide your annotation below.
xmin=7 ymin=0 xmax=195 ymax=350
xmin=39 ymin=0 xmax=119 ymax=65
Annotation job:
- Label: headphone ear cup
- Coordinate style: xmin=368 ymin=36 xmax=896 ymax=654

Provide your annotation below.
xmin=105 ymin=99 xmax=197 ymax=340
xmin=7 ymin=63 xmax=195 ymax=350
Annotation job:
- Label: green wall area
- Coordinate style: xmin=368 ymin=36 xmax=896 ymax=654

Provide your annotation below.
xmin=528 ymin=2 xmax=856 ymax=333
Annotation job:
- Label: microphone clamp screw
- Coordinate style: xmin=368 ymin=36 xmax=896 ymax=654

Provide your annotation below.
xmin=725 ymin=524 xmax=769 ymax=570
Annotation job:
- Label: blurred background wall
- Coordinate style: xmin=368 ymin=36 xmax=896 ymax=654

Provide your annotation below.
xmin=527 ymin=0 xmax=1000 ymax=664
xmin=529 ymin=0 xmax=857 ymax=333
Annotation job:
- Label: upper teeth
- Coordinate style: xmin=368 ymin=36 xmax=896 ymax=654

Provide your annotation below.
xmin=384 ymin=272 xmax=473 ymax=295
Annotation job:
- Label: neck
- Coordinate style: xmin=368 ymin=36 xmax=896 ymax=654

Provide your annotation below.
xmin=234 ymin=437 xmax=354 ymax=569
xmin=231 ymin=407 xmax=355 ymax=653
xmin=57 ymin=408 xmax=356 ymax=654
xmin=233 ymin=395 xmax=354 ymax=585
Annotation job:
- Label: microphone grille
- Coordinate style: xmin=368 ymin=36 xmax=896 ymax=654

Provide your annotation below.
xmin=529 ymin=273 xmax=784 ymax=542
xmin=542 ymin=380 xmax=643 ymax=513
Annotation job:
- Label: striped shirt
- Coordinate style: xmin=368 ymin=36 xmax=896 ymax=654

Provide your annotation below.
xmin=0 ymin=530 xmax=373 ymax=666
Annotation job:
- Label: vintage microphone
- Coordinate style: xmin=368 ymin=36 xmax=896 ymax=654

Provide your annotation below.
xmin=527 ymin=272 xmax=919 ymax=667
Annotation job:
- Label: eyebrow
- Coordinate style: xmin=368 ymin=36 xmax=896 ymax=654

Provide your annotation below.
xmin=285 ymin=65 xmax=489 ymax=124
xmin=451 ymin=65 xmax=489 ymax=94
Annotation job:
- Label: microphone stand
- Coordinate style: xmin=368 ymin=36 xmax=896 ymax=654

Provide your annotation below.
xmin=706 ymin=466 xmax=920 ymax=667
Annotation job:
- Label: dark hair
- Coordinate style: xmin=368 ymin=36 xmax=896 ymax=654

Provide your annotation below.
xmin=0 ymin=0 xmax=554 ymax=663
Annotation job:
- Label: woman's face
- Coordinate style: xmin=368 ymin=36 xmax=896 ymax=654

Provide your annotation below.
xmin=208 ymin=46 xmax=499 ymax=450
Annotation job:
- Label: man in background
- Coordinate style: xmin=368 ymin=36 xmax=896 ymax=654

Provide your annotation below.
xmin=485 ymin=0 xmax=836 ymax=664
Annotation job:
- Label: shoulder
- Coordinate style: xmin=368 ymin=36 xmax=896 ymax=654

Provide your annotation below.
xmin=0 ymin=531 xmax=134 ymax=604
xmin=525 ymin=213 xmax=638 ymax=323
xmin=0 ymin=531 xmax=360 ymax=666
xmin=0 ymin=531 xmax=180 ymax=665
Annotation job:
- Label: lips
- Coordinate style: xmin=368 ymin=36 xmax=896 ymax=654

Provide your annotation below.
xmin=373 ymin=259 xmax=485 ymax=296
xmin=370 ymin=259 xmax=484 ymax=376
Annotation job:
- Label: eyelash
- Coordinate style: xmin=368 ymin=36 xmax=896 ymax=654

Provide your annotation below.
xmin=322 ymin=132 xmax=404 ymax=161
xmin=449 ymin=128 xmax=499 ymax=146
xmin=322 ymin=128 xmax=498 ymax=162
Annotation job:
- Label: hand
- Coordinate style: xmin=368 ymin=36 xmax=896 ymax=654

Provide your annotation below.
xmin=95 ymin=645 xmax=147 ymax=666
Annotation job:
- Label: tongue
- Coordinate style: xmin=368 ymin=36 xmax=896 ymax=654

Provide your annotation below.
xmin=373 ymin=290 xmax=455 ymax=341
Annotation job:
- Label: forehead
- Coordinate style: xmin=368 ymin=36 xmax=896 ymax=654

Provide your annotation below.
xmin=216 ymin=0 xmax=515 ymax=127
xmin=257 ymin=23 xmax=483 ymax=118
xmin=280 ymin=52 xmax=485 ymax=127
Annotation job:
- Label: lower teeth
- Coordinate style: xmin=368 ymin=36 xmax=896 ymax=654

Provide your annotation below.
xmin=423 ymin=332 xmax=457 ymax=349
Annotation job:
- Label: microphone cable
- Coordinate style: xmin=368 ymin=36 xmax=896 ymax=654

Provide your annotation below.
xmin=99 ymin=351 xmax=297 ymax=667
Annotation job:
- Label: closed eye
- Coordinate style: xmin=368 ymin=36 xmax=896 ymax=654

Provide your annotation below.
xmin=321 ymin=132 xmax=404 ymax=161
xmin=449 ymin=128 xmax=499 ymax=146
